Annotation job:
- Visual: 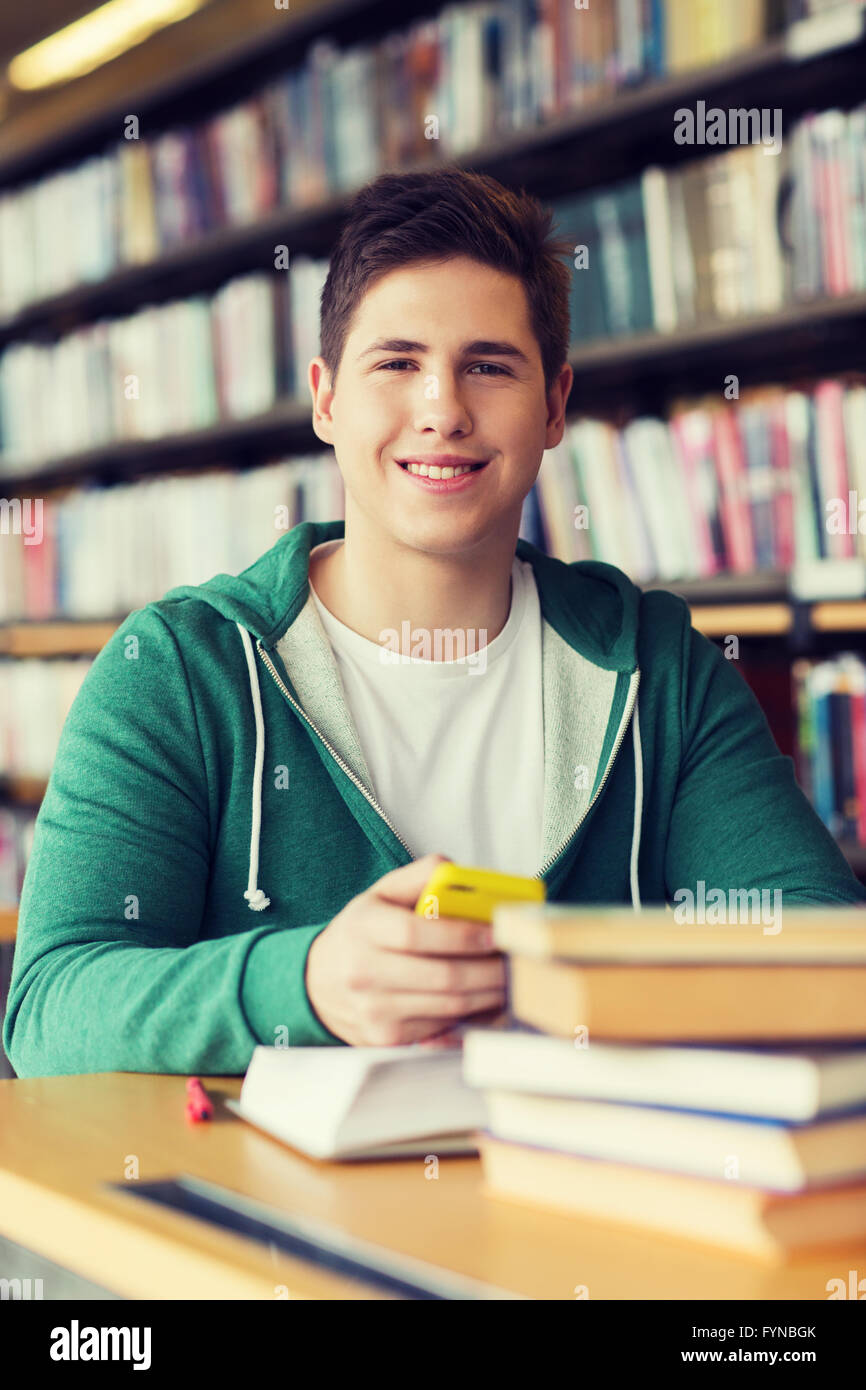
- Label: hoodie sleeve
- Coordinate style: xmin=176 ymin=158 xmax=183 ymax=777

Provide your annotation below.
xmin=663 ymin=615 xmax=866 ymax=906
xmin=3 ymin=604 xmax=343 ymax=1080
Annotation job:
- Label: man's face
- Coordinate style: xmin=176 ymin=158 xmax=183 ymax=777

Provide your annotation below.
xmin=309 ymin=255 xmax=572 ymax=557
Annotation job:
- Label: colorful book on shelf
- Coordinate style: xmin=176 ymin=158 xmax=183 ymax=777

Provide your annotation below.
xmin=739 ymin=399 xmax=777 ymax=573
xmin=669 ymin=408 xmax=720 ymax=575
xmin=815 ymin=379 xmax=855 ymax=560
xmin=768 ymin=392 xmax=796 ymax=571
xmin=793 ymin=655 xmax=866 ymax=848
xmin=711 ymin=408 xmax=756 ymax=574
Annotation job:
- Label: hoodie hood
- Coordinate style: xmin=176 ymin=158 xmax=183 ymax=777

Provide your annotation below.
xmin=162 ymin=519 xmax=645 ymax=913
xmin=164 ymin=519 xmax=642 ymax=669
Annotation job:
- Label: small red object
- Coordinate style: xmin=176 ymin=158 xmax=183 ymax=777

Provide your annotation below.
xmin=185 ymin=1076 xmax=213 ymax=1123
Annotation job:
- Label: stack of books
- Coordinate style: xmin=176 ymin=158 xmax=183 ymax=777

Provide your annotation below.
xmin=463 ymin=905 xmax=866 ymax=1258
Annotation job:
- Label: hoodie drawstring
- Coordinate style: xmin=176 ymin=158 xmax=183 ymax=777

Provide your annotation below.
xmin=630 ymin=699 xmax=643 ymax=911
xmin=236 ymin=622 xmax=271 ymax=911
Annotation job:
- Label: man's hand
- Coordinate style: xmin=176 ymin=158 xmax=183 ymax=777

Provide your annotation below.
xmin=305 ymin=853 xmax=507 ymax=1046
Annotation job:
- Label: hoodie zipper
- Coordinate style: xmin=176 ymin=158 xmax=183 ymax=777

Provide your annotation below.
xmin=258 ymin=639 xmax=639 ymax=885
xmin=534 ymin=670 xmax=641 ymax=880
xmin=256 ymin=642 xmax=417 ymax=859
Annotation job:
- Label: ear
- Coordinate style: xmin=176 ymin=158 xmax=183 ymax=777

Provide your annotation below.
xmin=309 ymin=357 xmax=336 ymax=446
xmin=544 ymin=362 xmax=574 ymax=449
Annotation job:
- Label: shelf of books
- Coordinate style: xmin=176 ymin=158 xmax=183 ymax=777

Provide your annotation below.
xmin=3 ymin=0 xmax=866 ymax=923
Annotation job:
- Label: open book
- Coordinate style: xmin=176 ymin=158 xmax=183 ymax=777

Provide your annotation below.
xmin=227 ymin=1044 xmax=488 ymax=1160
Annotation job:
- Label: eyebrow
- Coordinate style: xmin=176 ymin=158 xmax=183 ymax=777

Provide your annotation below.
xmin=357 ymin=337 xmax=531 ymax=366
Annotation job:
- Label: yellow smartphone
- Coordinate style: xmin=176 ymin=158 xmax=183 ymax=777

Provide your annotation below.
xmin=414 ymin=863 xmax=546 ymax=924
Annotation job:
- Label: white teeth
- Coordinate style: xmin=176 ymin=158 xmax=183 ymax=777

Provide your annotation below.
xmin=404 ymin=462 xmax=474 ymax=478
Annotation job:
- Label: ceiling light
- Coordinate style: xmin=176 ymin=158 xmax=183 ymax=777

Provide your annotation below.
xmin=8 ymin=0 xmax=210 ymax=91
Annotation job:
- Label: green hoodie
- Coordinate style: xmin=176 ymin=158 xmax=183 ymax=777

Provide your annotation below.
xmin=5 ymin=519 xmax=865 ymax=1077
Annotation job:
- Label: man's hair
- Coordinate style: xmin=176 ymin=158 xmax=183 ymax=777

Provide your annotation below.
xmin=319 ymin=166 xmax=572 ymax=394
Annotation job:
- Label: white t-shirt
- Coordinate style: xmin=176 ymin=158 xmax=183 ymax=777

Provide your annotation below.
xmin=308 ymin=542 xmax=545 ymax=875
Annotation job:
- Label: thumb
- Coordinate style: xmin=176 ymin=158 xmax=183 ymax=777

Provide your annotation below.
xmin=369 ymin=852 xmax=453 ymax=907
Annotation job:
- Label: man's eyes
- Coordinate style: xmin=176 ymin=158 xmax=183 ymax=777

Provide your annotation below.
xmin=376 ymin=360 xmax=510 ymax=376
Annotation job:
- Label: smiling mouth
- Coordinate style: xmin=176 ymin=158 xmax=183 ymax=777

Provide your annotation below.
xmin=397 ymin=460 xmax=489 ymax=476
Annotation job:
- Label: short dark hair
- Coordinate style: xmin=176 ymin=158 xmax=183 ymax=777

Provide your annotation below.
xmin=319 ymin=165 xmax=571 ymax=395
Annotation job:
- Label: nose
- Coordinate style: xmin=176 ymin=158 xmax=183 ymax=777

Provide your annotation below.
xmin=412 ymin=367 xmax=473 ymax=436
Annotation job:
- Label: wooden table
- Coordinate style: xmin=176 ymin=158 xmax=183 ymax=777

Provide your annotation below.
xmin=1 ymin=1072 xmax=863 ymax=1300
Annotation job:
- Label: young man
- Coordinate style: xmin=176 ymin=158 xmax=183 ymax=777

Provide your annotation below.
xmin=5 ymin=167 xmax=864 ymax=1078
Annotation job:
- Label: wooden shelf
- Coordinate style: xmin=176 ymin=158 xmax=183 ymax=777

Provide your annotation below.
xmin=0 ymin=907 xmax=17 ymax=943
xmin=688 ymin=603 xmax=794 ymax=639
xmin=686 ymin=598 xmax=866 ymax=638
xmin=566 ymin=292 xmax=866 ymax=411
xmin=643 ymin=578 xmax=866 ymax=638
xmin=0 ymin=621 xmax=120 ymax=657
xmin=811 ymin=601 xmax=866 ymax=632
xmin=0 ymin=777 xmax=47 ymax=807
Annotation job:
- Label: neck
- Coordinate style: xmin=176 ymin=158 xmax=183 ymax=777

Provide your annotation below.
xmin=311 ymin=513 xmax=520 ymax=657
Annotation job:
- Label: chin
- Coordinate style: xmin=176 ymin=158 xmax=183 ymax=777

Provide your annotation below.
xmin=395 ymin=519 xmax=496 ymax=557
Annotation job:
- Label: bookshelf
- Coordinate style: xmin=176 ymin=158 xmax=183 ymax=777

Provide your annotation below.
xmin=3 ymin=5 xmax=865 ymax=192
xmin=2 ymin=29 xmax=866 ymax=347
xmin=4 ymin=292 xmax=866 ymax=490
xmin=0 ymin=0 xmax=444 ymax=185
xmin=0 ymin=399 xmax=315 ymax=489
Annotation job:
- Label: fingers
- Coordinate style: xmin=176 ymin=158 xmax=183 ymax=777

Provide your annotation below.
xmin=357 ymin=948 xmax=507 ymax=995
xmin=368 ymin=988 xmax=506 ymax=1023
xmin=368 ymin=906 xmax=498 ymax=957
xmin=416 ymin=1031 xmax=465 ymax=1050
xmin=417 ymin=1006 xmax=510 ymax=1047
